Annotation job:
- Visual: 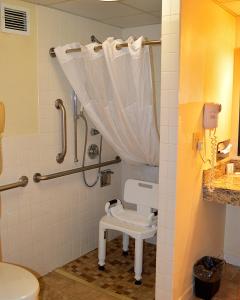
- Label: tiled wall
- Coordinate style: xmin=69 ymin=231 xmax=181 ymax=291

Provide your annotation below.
xmin=155 ymin=1 xmax=180 ymax=299
xmin=0 ymin=0 xmax=166 ymax=292
xmin=0 ymin=5 xmax=122 ymax=275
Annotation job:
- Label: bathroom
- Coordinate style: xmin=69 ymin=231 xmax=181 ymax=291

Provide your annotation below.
xmin=0 ymin=0 xmax=240 ymax=299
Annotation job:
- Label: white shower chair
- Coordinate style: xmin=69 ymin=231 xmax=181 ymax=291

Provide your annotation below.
xmin=98 ymin=179 xmax=159 ymax=285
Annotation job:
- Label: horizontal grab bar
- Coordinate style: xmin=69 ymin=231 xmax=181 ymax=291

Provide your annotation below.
xmin=33 ymin=156 xmax=121 ymax=183
xmin=0 ymin=176 xmax=29 ymax=192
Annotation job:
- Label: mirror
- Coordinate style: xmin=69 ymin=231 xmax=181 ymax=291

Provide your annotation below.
xmin=231 ymin=49 xmax=240 ymax=157
xmin=238 ymin=108 xmax=240 ymax=155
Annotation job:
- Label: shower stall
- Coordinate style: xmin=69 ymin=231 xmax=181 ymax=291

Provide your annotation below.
xmin=0 ymin=0 xmax=169 ymax=298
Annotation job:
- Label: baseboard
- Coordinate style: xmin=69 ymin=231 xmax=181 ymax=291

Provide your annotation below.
xmin=224 ymin=254 xmax=240 ymax=267
xmin=178 ymin=284 xmax=193 ymax=300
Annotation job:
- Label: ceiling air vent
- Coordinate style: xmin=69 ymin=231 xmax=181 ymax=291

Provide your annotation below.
xmin=0 ymin=3 xmax=30 ymax=35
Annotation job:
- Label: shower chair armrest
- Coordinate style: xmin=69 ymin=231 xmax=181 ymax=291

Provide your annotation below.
xmin=105 ymin=199 xmax=122 ymax=215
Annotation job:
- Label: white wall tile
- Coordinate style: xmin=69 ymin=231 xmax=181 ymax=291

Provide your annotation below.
xmin=156 ymin=0 xmax=180 ymax=299
xmin=162 ymin=15 xmax=180 ymax=35
xmin=0 ymin=5 xmax=122 ymax=276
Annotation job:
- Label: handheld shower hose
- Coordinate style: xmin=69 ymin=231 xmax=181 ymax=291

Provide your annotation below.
xmin=80 ymin=112 xmax=102 ymax=187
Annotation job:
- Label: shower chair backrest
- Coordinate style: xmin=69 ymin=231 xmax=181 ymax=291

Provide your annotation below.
xmin=124 ymin=179 xmax=159 ymax=215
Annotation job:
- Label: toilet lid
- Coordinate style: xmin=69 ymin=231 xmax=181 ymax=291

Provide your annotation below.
xmin=0 ymin=263 xmax=39 ymax=300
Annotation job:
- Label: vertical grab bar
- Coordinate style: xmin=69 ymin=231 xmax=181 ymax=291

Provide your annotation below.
xmin=56 ymin=99 xmax=67 ymax=163
xmin=73 ymin=92 xmax=79 ymax=162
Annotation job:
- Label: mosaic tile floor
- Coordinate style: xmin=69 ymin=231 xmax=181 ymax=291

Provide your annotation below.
xmin=59 ymin=237 xmax=156 ymax=300
xmin=39 ymin=271 xmax=120 ymax=300
xmin=39 ymin=237 xmax=240 ymax=300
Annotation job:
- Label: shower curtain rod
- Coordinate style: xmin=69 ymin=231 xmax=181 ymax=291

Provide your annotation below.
xmin=49 ymin=39 xmax=161 ymax=57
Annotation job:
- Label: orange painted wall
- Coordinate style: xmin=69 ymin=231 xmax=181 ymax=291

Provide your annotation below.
xmin=174 ymin=0 xmax=236 ymax=298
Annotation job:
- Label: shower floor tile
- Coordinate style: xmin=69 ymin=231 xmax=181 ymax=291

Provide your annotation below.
xmin=39 ymin=271 xmax=120 ymax=300
xmin=39 ymin=237 xmax=240 ymax=300
xmin=58 ymin=237 xmax=156 ymax=300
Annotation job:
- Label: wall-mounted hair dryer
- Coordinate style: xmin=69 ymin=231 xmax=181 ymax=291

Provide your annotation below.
xmin=203 ymin=103 xmax=221 ymax=130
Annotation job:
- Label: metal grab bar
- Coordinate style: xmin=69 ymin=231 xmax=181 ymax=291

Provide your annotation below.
xmin=33 ymin=156 xmax=121 ymax=183
xmin=0 ymin=176 xmax=29 ymax=192
xmin=73 ymin=92 xmax=79 ymax=163
xmin=56 ymin=99 xmax=67 ymax=164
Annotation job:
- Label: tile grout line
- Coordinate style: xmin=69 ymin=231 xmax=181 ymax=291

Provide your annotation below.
xmin=54 ymin=268 xmax=132 ymax=300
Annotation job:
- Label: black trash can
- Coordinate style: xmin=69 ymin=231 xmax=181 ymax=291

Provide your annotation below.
xmin=193 ymin=256 xmax=225 ymax=300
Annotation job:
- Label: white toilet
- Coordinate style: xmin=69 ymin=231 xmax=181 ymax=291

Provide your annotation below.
xmin=0 ymin=262 xmax=39 ymax=300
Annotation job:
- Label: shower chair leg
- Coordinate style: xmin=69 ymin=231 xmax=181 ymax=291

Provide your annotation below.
xmin=134 ymin=238 xmax=143 ymax=285
xmin=98 ymin=226 xmax=106 ymax=271
xmin=122 ymin=233 xmax=129 ymax=256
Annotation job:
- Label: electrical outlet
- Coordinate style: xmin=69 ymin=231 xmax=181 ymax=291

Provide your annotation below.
xmin=197 ymin=140 xmax=203 ymax=151
xmin=192 ymin=132 xmax=203 ymax=151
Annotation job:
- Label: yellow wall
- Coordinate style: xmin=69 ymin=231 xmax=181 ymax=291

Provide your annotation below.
xmin=174 ymin=0 xmax=236 ymax=298
xmin=0 ymin=0 xmax=38 ymax=136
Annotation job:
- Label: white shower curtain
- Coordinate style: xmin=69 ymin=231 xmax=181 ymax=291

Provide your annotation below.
xmin=55 ymin=37 xmax=159 ymax=166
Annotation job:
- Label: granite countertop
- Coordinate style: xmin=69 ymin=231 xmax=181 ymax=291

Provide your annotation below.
xmin=203 ymin=174 xmax=240 ymax=206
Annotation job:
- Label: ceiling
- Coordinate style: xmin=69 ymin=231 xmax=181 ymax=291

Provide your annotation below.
xmin=215 ymin=0 xmax=240 ymax=15
xmin=23 ymin=0 xmax=161 ymax=28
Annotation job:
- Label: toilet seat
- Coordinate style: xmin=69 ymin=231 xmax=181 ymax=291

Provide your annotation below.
xmin=0 ymin=263 xmax=39 ymax=300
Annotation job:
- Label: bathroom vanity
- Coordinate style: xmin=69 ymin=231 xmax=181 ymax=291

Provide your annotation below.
xmin=203 ymin=160 xmax=240 ymax=206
